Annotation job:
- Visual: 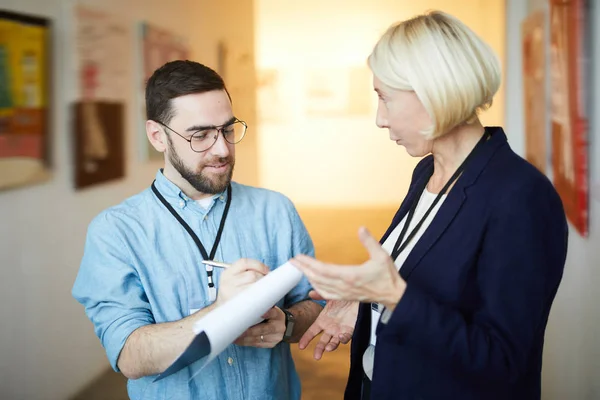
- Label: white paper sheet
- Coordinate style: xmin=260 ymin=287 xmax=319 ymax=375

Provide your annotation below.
xmin=155 ymin=261 xmax=303 ymax=382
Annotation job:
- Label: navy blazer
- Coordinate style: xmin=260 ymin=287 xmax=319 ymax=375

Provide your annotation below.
xmin=345 ymin=127 xmax=568 ymax=400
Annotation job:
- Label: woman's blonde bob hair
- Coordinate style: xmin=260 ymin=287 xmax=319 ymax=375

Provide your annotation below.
xmin=368 ymin=10 xmax=501 ymax=138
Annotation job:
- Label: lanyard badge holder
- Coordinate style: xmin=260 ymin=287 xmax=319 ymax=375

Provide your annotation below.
xmin=370 ymin=130 xmax=491 ymax=334
xmin=151 ymin=182 xmax=232 ymax=304
xmin=204 ymin=264 xmax=217 ymax=302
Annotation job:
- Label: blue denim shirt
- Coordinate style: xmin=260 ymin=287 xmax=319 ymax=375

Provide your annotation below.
xmin=72 ymin=170 xmax=317 ymax=400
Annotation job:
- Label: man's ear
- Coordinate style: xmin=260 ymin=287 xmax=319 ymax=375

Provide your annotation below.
xmin=146 ymin=120 xmax=167 ymax=153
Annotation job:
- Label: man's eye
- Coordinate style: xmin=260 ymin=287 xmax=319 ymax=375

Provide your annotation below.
xmin=192 ymin=132 xmax=210 ymax=140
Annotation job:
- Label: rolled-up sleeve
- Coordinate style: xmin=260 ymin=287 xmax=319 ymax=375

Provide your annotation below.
xmin=72 ymin=212 xmax=154 ymax=371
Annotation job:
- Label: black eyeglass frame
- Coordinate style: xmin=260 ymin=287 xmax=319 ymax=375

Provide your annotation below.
xmin=155 ymin=118 xmax=247 ymax=153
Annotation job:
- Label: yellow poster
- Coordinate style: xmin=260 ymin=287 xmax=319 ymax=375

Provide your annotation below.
xmin=0 ymin=10 xmax=50 ymax=191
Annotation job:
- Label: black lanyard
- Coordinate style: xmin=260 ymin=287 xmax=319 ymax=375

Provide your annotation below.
xmin=390 ymin=131 xmax=490 ymax=261
xmin=151 ymin=181 xmax=232 ymax=290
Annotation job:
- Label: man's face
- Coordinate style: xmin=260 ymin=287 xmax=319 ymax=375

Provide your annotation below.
xmin=164 ymin=90 xmax=236 ymax=194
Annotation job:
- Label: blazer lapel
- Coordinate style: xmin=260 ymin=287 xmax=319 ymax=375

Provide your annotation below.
xmin=399 ymin=127 xmax=508 ymax=279
xmin=399 ymin=184 xmax=467 ymax=279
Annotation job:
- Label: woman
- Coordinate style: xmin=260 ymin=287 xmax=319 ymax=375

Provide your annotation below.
xmin=293 ymin=10 xmax=568 ymax=400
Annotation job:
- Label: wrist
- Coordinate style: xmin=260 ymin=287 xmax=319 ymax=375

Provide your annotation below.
xmin=280 ymin=308 xmax=295 ymax=342
xmin=381 ymin=277 xmax=407 ymax=312
xmin=189 ymin=302 xmax=217 ymax=324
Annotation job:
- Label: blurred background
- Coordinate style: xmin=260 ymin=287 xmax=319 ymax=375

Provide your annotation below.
xmin=0 ymin=0 xmax=598 ymax=399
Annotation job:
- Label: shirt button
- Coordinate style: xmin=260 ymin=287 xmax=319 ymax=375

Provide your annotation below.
xmin=179 ymin=200 xmax=185 ymax=208
xmin=227 ymin=357 xmax=234 ymax=366
xmin=219 ymin=195 xmax=224 ymax=201
xmin=204 ymin=215 xmax=208 ymax=221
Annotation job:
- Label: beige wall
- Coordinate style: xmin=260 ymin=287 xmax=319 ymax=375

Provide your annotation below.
xmin=189 ymin=0 xmax=258 ymax=187
xmin=255 ymin=0 xmax=505 ymax=207
xmin=0 ymin=1 xmax=256 ymax=399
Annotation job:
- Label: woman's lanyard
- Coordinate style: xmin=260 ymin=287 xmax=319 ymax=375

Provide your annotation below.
xmin=390 ymin=131 xmax=490 ymax=261
xmin=151 ymin=181 xmax=232 ymax=301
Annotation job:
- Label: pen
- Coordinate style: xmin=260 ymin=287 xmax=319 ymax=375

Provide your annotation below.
xmin=202 ymin=260 xmax=231 ymax=269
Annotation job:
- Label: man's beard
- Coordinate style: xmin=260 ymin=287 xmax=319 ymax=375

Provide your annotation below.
xmin=167 ymin=135 xmax=234 ymax=194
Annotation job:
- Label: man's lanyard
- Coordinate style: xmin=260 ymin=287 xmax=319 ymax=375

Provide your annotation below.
xmin=390 ymin=130 xmax=490 ymax=261
xmin=151 ymin=181 xmax=232 ymax=300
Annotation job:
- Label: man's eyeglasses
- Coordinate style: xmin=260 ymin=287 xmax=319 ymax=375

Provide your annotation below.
xmin=156 ymin=118 xmax=247 ymax=153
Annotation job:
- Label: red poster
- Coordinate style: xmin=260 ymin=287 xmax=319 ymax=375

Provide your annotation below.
xmin=549 ymin=0 xmax=589 ymax=237
xmin=522 ymin=11 xmax=547 ymax=174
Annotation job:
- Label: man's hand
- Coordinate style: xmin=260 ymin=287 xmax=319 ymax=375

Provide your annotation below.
xmin=298 ymin=295 xmax=358 ymax=360
xmin=234 ymin=307 xmax=286 ymax=348
xmin=116 ymin=258 xmax=269 ymax=379
xmin=216 ymin=258 xmax=269 ymax=306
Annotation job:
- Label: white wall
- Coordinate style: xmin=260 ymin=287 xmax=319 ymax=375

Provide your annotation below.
xmin=505 ymin=0 xmax=600 ymax=398
xmin=255 ymin=0 xmax=505 ymax=207
xmin=0 ymin=1 xmax=256 ymax=399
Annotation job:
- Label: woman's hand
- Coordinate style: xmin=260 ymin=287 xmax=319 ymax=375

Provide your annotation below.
xmin=298 ymin=296 xmax=358 ymax=360
xmin=292 ymin=227 xmax=407 ymax=311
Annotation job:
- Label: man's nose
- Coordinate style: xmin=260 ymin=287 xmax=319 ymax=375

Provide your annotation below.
xmin=209 ymin=131 xmax=231 ymax=158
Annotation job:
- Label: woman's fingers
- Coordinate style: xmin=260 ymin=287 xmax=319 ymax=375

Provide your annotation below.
xmin=299 ymin=321 xmax=322 ymax=350
xmin=325 ymin=336 xmax=341 ymax=352
xmin=339 ymin=332 xmax=353 ymax=344
xmin=358 ymin=227 xmax=389 ymax=261
xmin=313 ymin=333 xmax=332 ymax=360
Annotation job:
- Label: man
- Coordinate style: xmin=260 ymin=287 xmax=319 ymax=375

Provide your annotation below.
xmin=72 ymin=60 xmax=323 ymax=400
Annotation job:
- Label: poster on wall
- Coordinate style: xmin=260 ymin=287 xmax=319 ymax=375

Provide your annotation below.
xmin=521 ymin=11 xmax=548 ymax=175
xmin=0 ymin=10 xmax=51 ymax=192
xmin=73 ymin=6 xmax=129 ymax=189
xmin=549 ymin=0 xmax=589 ymax=236
xmin=138 ymin=22 xmax=189 ymax=161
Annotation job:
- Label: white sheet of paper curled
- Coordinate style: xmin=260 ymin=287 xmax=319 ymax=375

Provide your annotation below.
xmin=155 ymin=261 xmax=304 ymax=382
xmin=194 ymin=260 xmax=302 ymax=344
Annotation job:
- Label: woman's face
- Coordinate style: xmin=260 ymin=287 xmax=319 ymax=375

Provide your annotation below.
xmin=373 ymin=75 xmax=434 ymax=157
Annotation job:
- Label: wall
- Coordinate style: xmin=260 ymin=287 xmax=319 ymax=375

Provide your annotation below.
xmin=0 ymin=1 xmax=256 ymax=399
xmin=255 ymin=0 xmax=505 ymax=207
xmin=189 ymin=0 xmax=258 ymax=187
xmin=505 ymin=0 xmax=600 ymax=398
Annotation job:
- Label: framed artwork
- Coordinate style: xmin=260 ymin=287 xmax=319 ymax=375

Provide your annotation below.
xmin=72 ymin=101 xmax=124 ymax=188
xmin=0 ymin=10 xmax=51 ymax=191
xmin=522 ymin=11 xmax=548 ymax=174
xmin=73 ymin=6 xmax=129 ymax=189
xmin=549 ymin=0 xmax=589 ymax=236
xmin=138 ymin=22 xmax=189 ymax=161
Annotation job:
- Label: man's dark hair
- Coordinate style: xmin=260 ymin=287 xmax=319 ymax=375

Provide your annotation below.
xmin=145 ymin=60 xmax=230 ymax=125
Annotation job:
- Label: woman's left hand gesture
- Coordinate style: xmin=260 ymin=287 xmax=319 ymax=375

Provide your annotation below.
xmin=292 ymin=227 xmax=407 ymax=311
xmin=298 ymin=297 xmax=358 ymax=360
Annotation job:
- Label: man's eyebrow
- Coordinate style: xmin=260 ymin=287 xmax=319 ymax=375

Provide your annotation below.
xmin=185 ymin=116 xmax=236 ymax=132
